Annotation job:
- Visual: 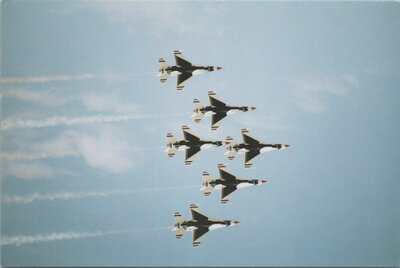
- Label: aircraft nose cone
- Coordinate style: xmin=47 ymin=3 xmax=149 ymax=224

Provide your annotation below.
xmin=250 ymin=106 xmax=256 ymax=110
xmin=233 ymin=221 xmax=240 ymax=225
xmin=261 ymin=180 xmax=267 ymax=184
xmin=216 ymin=66 xmax=222 ymax=70
xmin=285 ymin=144 xmax=290 ymax=148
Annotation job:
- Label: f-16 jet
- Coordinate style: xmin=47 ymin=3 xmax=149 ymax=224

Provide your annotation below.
xmin=158 ymin=50 xmax=222 ymax=90
xmin=165 ymin=125 xmax=223 ymax=165
xmin=225 ymin=128 xmax=290 ymax=168
xmin=201 ymin=163 xmax=267 ymax=204
xmin=193 ymin=91 xmax=256 ymax=131
xmin=172 ymin=204 xmax=239 ymax=247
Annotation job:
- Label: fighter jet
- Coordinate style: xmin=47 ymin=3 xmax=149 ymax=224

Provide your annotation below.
xmin=165 ymin=125 xmax=223 ymax=165
xmin=201 ymin=163 xmax=267 ymax=204
xmin=158 ymin=50 xmax=222 ymax=90
xmin=192 ymin=91 xmax=256 ymax=131
xmin=172 ymin=204 xmax=239 ymax=247
xmin=225 ymin=128 xmax=290 ymax=168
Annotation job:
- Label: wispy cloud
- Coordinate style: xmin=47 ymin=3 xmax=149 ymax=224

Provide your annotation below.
xmin=1 ymin=128 xmax=137 ymax=176
xmin=2 ymin=162 xmax=61 ymax=180
xmin=80 ymin=93 xmax=138 ymax=114
xmin=75 ymin=128 xmax=136 ymax=173
xmin=2 ymin=185 xmax=201 ymax=205
xmin=1 ymin=121 xmax=174 ymax=177
xmin=2 ymin=88 xmax=72 ymax=107
xmin=96 ymin=2 xmax=226 ymax=37
xmin=291 ymin=74 xmax=360 ymax=113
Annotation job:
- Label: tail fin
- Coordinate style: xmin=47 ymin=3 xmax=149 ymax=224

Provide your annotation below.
xmin=166 ymin=133 xmax=177 ymax=157
xmin=202 ymin=171 xmax=213 ymax=196
xmin=173 ymin=212 xmax=185 ymax=239
xmin=192 ymin=99 xmax=203 ymax=123
xmin=224 ymin=136 xmax=236 ymax=160
xmin=158 ymin=58 xmax=170 ymax=83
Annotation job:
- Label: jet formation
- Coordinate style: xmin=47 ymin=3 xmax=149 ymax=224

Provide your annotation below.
xmin=158 ymin=50 xmax=290 ymax=247
xmin=193 ymin=91 xmax=256 ymax=131
xmin=158 ymin=50 xmax=222 ymax=90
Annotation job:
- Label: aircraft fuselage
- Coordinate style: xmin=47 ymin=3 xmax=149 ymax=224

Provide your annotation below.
xmin=209 ymin=178 xmax=259 ymax=188
xmin=164 ymin=65 xmax=215 ymax=76
xmin=233 ymin=143 xmax=284 ymax=152
xmin=200 ymin=105 xmax=250 ymax=114
xmin=179 ymin=219 xmax=232 ymax=230
xmin=173 ymin=140 xmax=222 ymax=149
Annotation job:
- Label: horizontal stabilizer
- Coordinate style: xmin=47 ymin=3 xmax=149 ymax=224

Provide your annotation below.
xmin=193 ymin=113 xmax=203 ymax=123
xmin=202 ymin=171 xmax=213 ymax=196
xmin=158 ymin=58 xmax=170 ymax=83
xmin=202 ymin=171 xmax=212 ymax=182
xmin=165 ymin=147 xmax=177 ymax=158
xmin=174 ymin=212 xmax=185 ymax=224
xmin=225 ymin=149 xmax=236 ymax=160
xmin=193 ymin=99 xmax=203 ymax=109
xmin=166 ymin=133 xmax=177 ymax=144
xmin=159 ymin=58 xmax=169 ymax=69
xmin=159 ymin=73 xmax=169 ymax=83
xmin=175 ymin=229 xmax=184 ymax=239
xmin=225 ymin=136 xmax=234 ymax=145
xmin=203 ymin=186 xmax=213 ymax=196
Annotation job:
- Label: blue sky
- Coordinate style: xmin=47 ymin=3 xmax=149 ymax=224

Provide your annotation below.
xmin=1 ymin=1 xmax=399 ymax=266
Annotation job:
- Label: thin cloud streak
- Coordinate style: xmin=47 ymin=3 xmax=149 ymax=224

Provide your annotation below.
xmin=2 ymin=185 xmax=201 ymax=205
xmin=0 ymin=74 xmax=97 ymax=84
xmin=1 ymin=112 xmax=190 ymax=131
xmin=0 ymin=147 xmax=163 ymax=161
xmin=1 ymin=227 xmax=170 ymax=247
xmin=1 ymin=231 xmax=120 ymax=246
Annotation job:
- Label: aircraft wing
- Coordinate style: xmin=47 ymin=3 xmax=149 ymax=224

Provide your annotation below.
xmin=174 ymin=50 xmax=192 ymax=68
xmin=192 ymin=227 xmax=209 ymax=247
xmin=208 ymin=91 xmax=226 ymax=108
xmin=217 ymin=163 xmax=237 ymax=182
xmin=177 ymin=72 xmax=192 ymax=90
xmin=182 ymin=125 xmax=200 ymax=142
xmin=221 ymin=185 xmax=237 ymax=204
xmin=241 ymin=128 xmax=259 ymax=145
xmin=190 ymin=204 xmax=208 ymax=221
xmin=185 ymin=146 xmax=201 ymax=166
xmin=211 ymin=112 xmax=227 ymax=131
xmin=244 ymin=149 xmax=260 ymax=168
